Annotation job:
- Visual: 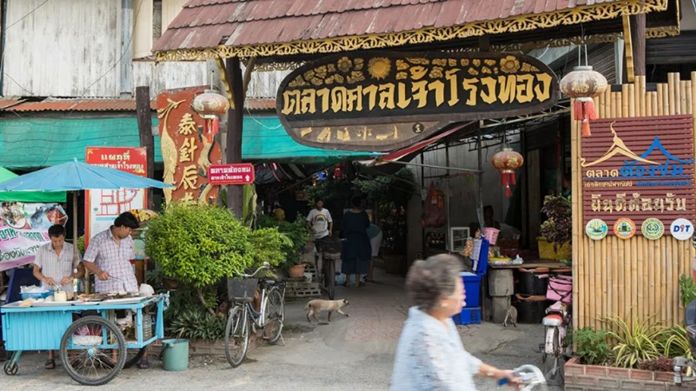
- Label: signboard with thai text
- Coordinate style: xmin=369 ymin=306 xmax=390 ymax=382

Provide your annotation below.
xmin=208 ymin=164 xmax=255 ymax=185
xmin=581 ymin=116 xmax=694 ymax=235
xmin=156 ymin=86 xmax=222 ymax=205
xmin=85 ymin=147 xmax=147 ymax=245
xmin=277 ymin=52 xmax=558 ymax=151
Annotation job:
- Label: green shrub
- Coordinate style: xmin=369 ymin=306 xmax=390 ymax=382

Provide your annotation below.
xmin=604 ymin=316 xmax=668 ymax=368
xmin=145 ymin=203 xmax=253 ymax=288
xmin=661 ymin=326 xmax=693 ymax=359
xmin=257 ymin=215 xmax=310 ymax=266
xmin=169 ymin=309 xmax=226 ymax=341
xmin=679 ymin=274 xmax=696 ymax=307
xmin=574 ymin=328 xmax=612 ymax=365
xmin=248 ymin=227 xmax=292 ymax=268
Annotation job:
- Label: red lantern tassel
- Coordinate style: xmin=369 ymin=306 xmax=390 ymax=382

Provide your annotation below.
xmin=574 ymin=98 xmax=597 ymax=137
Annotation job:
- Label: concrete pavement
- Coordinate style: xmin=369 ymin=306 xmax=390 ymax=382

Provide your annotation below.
xmin=1 ymin=269 xmax=559 ymax=390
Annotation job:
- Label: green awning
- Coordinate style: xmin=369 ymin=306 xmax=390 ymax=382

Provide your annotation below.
xmin=0 ymin=114 xmax=376 ymax=170
xmin=0 ymin=116 xmax=162 ymax=169
xmin=242 ymin=116 xmax=379 ymax=163
xmin=0 ymin=166 xmax=66 ymax=202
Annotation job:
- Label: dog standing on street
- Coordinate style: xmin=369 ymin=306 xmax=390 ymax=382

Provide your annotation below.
xmin=305 ymin=299 xmax=349 ymax=323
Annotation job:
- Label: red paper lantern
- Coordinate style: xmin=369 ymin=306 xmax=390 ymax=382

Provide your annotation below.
xmin=560 ymin=65 xmax=608 ymax=137
xmin=491 ymin=148 xmax=524 ymax=198
xmin=192 ymin=89 xmax=229 ymax=142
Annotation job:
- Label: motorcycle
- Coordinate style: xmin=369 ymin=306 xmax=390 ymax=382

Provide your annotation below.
xmin=673 ymin=299 xmax=696 ymax=385
xmin=539 ymin=274 xmax=573 ymax=383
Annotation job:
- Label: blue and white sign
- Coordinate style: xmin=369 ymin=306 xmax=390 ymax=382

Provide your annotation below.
xmin=670 ymin=218 xmax=694 ymax=241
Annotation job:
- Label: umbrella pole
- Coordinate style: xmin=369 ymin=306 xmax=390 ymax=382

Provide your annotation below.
xmin=71 ymin=191 xmax=89 ymax=293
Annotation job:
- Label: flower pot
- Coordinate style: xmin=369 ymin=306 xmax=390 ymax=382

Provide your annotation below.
xmin=288 ymin=264 xmax=306 ymax=278
xmin=537 ymin=237 xmax=571 ymax=260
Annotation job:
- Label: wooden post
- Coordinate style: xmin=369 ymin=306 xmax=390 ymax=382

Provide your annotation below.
xmin=630 ymin=13 xmax=646 ymax=76
xmin=136 ymin=85 xmax=155 ymax=209
xmin=622 ymin=15 xmax=635 ymax=83
xmin=225 ymin=57 xmax=244 ymax=218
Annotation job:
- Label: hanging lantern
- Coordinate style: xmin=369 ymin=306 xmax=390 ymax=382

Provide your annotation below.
xmin=333 ymin=164 xmax=343 ymax=180
xmin=560 ymin=65 xmax=608 ymax=137
xmin=192 ymin=89 xmax=229 ymax=141
xmin=491 ymin=148 xmax=524 ymax=198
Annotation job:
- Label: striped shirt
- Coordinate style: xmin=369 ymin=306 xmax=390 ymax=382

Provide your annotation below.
xmin=34 ymin=242 xmax=79 ymax=293
xmin=83 ymin=228 xmax=137 ymax=293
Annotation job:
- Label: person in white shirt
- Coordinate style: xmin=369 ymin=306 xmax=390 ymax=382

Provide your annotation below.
xmin=306 ymin=199 xmax=333 ymax=248
xmin=390 ymin=254 xmax=519 ymax=390
xmin=32 ymin=224 xmax=81 ymax=369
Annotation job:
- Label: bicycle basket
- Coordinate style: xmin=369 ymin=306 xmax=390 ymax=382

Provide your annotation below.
xmin=227 ymin=278 xmax=258 ymax=303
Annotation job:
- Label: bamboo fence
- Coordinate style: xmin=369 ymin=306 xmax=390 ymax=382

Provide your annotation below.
xmin=572 ymin=72 xmax=696 ymax=330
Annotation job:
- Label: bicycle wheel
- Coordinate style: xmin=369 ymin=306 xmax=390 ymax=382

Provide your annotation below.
xmin=326 ymin=258 xmax=335 ymax=300
xmin=224 ymin=306 xmax=249 ymax=367
xmin=264 ymin=286 xmax=285 ymax=344
xmin=60 ymin=315 xmax=126 ymax=386
xmin=544 ymin=327 xmax=564 ymax=385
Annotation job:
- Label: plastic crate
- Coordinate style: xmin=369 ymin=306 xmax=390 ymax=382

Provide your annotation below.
xmin=453 ymin=307 xmax=481 ymax=326
xmin=461 ymin=272 xmax=481 ymax=308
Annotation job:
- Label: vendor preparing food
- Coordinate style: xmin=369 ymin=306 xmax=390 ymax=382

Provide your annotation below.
xmin=32 ymin=224 xmax=81 ymax=369
xmin=82 ymin=212 xmax=139 ymax=294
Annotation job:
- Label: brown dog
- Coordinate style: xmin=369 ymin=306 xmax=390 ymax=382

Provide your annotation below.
xmin=305 ymin=299 xmax=349 ymax=323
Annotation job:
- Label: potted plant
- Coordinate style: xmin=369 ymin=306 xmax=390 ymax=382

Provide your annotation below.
xmin=257 ymin=215 xmax=311 ymax=278
xmin=539 ymin=195 xmax=572 ymax=260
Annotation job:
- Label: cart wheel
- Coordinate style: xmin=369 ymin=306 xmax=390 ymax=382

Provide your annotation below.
xmin=3 ymin=361 xmax=18 ymax=376
xmin=124 ymin=348 xmax=146 ymax=369
xmin=60 ymin=315 xmax=126 ymax=386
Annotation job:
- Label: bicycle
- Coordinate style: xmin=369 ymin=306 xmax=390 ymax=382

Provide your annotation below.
xmin=224 ymin=263 xmax=285 ymax=367
xmin=314 ymin=237 xmax=339 ymax=300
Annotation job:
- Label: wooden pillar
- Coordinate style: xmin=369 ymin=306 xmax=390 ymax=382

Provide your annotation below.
xmin=630 ymin=13 xmax=646 ymax=76
xmin=622 ymin=15 xmax=635 ymax=83
xmin=225 ymin=58 xmax=244 ymax=218
xmin=136 ymin=85 xmax=155 ymax=209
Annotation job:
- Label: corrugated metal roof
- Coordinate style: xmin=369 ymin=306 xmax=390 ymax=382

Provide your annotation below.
xmin=4 ymin=98 xmax=274 ymax=112
xmin=153 ymin=0 xmax=634 ymax=52
xmin=0 ymin=98 xmax=23 ymax=110
xmin=8 ymin=99 xmax=154 ymax=112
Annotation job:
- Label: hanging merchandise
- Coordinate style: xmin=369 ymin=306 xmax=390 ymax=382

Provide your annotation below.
xmin=422 ymin=183 xmax=446 ymax=228
xmin=559 ymin=45 xmax=608 ymax=137
xmin=491 ymin=148 xmax=524 ymax=198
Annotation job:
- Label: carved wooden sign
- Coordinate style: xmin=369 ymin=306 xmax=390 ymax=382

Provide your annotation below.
xmin=581 ymin=116 xmax=694 ymax=235
xmin=277 ymin=52 xmax=558 ymax=151
xmin=156 ymin=86 xmax=222 ymax=205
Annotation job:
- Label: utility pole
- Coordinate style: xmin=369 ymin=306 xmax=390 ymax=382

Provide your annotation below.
xmin=136 ymin=85 xmax=155 ymax=209
xmin=225 ymin=58 xmax=244 ymax=218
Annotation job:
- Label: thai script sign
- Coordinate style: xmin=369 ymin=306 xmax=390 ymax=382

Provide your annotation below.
xmin=581 ymin=116 xmax=694 ymax=235
xmin=0 ymin=202 xmax=67 ymax=271
xmin=85 ymin=147 xmax=147 ymax=245
xmin=277 ymin=52 xmax=558 ymax=151
xmin=208 ymin=164 xmax=255 ymax=185
xmin=156 ymin=86 xmax=222 ymax=205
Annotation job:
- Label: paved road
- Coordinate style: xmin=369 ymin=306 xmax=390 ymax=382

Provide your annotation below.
xmin=1 ymin=271 xmax=559 ymax=390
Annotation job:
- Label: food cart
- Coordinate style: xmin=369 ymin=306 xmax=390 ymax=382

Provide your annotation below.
xmin=1 ymin=293 xmax=168 ymax=385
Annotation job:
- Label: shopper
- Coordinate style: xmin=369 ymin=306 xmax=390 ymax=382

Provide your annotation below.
xmin=390 ymin=254 xmax=518 ymax=390
xmin=340 ymin=197 xmax=371 ymax=287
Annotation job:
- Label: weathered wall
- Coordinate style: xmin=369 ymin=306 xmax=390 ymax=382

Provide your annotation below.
xmin=3 ymin=0 xmax=124 ymax=97
xmin=573 ymin=73 xmax=696 ymax=329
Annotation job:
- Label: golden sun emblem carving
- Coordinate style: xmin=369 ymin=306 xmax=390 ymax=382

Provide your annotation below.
xmin=368 ymin=57 xmax=391 ymax=80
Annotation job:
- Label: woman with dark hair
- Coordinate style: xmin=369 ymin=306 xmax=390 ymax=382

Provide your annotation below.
xmin=390 ymin=254 xmax=518 ymax=390
xmin=340 ymin=196 xmax=371 ymax=287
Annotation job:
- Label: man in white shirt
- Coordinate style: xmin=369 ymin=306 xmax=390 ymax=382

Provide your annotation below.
xmin=307 ymin=199 xmax=333 ymax=243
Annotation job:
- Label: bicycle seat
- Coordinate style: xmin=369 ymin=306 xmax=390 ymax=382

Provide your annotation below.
xmin=542 ymin=313 xmax=563 ymax=327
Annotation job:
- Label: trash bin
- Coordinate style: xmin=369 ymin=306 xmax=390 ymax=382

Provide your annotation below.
xmin=161 ymin=339 xmax=189 ymax=371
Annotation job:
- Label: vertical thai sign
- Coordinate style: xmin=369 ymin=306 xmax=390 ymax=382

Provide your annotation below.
xmin=581 ymin=116 xmax=694 ymax=236
xmin=85 ymin=147 xmax=147 ymax=244
xmin=156 ymin=86 xmax=222 ymax=205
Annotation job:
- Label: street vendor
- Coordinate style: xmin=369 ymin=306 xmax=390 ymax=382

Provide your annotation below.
xmin=32 ymin=224 xmax=81 ymax=370
xmin=82 ymin=211 xmax=150 ymax=368
xmin=82 ymin=211 xmax=139 ymax=293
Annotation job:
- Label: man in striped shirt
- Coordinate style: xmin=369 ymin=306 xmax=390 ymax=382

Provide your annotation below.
xmin=83 ymin=212 xmax=140 ymax=293
xmin=32 ymin=224 xmax=81 ymax=369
